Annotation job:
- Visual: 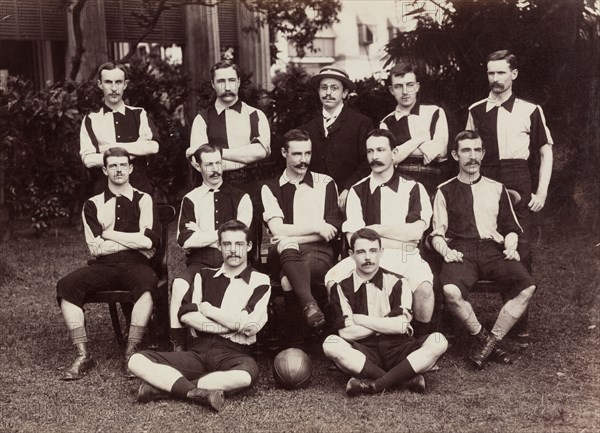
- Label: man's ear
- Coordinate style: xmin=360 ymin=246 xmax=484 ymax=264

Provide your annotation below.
xmin=123 ymin=79 xmax=129 ymax=91
xmin=511 ymin=68 xmax=518 ymax=81
xmin=97 ymin=80 xmax=102 ymax=90
xmin=481 ymin=149 xmax=485 ymax=160
xmin=102 ymin=166 xmax=108 ymax=176
xmin=190 ymin=156 xmax=202 ymax=173
xmin=451 ymin=150 xmax=459 ymax=161
xmin=342 ymin=89 xmax=350 ymax=99
xmin=348 ymin=249 xmax=353 ymax=256
xmin=128 ymin=164 xmax=134 ymax=174
xmin=247 ymin=241 xmax=253 ymax=252
xmin=281 ymin=147 xmax=287 ymax=159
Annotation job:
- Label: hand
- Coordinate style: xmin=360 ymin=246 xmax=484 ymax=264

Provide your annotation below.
xmin=443 ymin=248 xmax=464 ymax=263
xmin=102 ymin=229 xmax=116 ymax=240
xmin=422 ymin=152 xmax=433 ymax=165
xmin=528 ymin=192 xmax=547 ymax=212
xmin=199 ymin=302 xmax=213 ymax=316
xmin=352 ymin=314 xmax=367 ymax=326
xmin=503 ymin=248 xmax=520 ymax=261
xmin=185 ymin=222 xmax=201 ymax=232
xmin=318 ymin=223 xmax=338 ymax=242
xmin=338 ymin=189 xmax=349 ymax=210
xmin=405 ymin=323 xmax=414 ymax=337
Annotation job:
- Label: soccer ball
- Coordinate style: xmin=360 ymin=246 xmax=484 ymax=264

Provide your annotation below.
xmin=272 ymin=348 xmax=313 ymax=389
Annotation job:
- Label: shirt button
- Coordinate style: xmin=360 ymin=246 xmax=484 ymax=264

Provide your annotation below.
xmin=115 ymin=121 xmax=119 ymax=124
xmin=117 ymin=135 xmax=121 ymax=138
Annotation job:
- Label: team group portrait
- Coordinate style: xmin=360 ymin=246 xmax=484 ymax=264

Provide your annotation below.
xmin=0 ymin=0 xmax=598 ymax=432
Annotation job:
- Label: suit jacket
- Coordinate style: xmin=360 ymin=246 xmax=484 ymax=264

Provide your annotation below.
xmin=301 ymin=105 xmax=373 ymax=191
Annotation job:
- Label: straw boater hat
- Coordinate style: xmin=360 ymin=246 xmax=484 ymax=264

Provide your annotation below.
xmin=308 ymin=65 xmax=356 ymax=92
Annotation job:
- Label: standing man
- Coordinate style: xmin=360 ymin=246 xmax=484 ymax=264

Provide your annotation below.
xmin=300 ymin=66 xmax=373 ymax=210
xmin=431 ymin=131 xmax=536 ymax=369
xmin=186 ymin=60 xmax=271 ymax=230
xmin=80 ymin=62 xmax=159 ymax=195
xmin=56 ymin=147 xmax=159 ymax=380
xmin=380 ymin=62 xmax=449 ymax=195
xmin=325 ymin=129 xmax=435 ymax=339
xmin=323 ymin=228 xmax=447 ymax=396
xmin=261 ymin=129 xmax=342 ymax=344
xmin=129 ymin=220 xmax=271 ymax=412
xmin=466 ymin=49 xmax=553 ymax=265
xmin=170 ymin=144 xmax=253 ymax=351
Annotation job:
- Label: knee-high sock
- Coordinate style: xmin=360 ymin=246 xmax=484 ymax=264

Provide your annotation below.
xmin=280 ymin=249 xmax=315 ymax=307
xmin=171 ymin=377 xmax=196 ymax=399
xmin=358 ymin=359 xmax=386 ymax=380
xmin=373 ymin=359 xmax=416 ymax=392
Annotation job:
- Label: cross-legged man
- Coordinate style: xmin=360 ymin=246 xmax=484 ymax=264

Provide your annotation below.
xmin=261 ymin=129 xmax=342 ymax=345
xmin=129 ymin=220 xmax=271 ymax=411
xmin=56 ymin=147 xmax=159 ymax=380
xmin=323 ymin=228 xmax=447 ymax=396
xmin=431 ymin=130 xmax=536 ymax=369
xmin=170 ymin=144 xmax=252 ymax=351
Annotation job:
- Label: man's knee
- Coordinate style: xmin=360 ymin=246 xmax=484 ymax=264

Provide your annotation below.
xmin=424 ymin=332 xmax=448 ymax=357
xmin=128 ymin=352 xmax=150 ymax=373
xmin=277 ymin=238 xmax=300 ymax=255
xmin=322 ymin=334 xmax=344 ymax=359
xmin=517 ymin=285 xmax=536 ymax=304
xmin=443 ymin=284 xmax=463 ymax=304
xmin=414 ymin=282 xmax=434 ymax=301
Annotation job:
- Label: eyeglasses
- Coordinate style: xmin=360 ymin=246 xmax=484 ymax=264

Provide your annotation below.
xmin=392 ymin=82 xmax=418 ymax=94
xmin=319 ymin=84 xmax=342 ymax=93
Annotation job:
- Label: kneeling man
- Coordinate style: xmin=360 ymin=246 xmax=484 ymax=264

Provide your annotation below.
xmin=128 ymin=220 xmax=271 ymax=411
xmin=323 ymin=228 xmax=447 ymax=396
xmin=431 ymin=130 xmax=536 ymax=369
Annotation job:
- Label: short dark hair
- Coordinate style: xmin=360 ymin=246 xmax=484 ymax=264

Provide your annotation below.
xmin=453 ymin=130 xmax=481 ymax=152
xmin=487 ymin=50 xmax=518 ymax=70
xmin=282 ymin=129 xmax=311 ymax=151
xmin=218 ymin=219 xmax=252 ymax=243
xmin=211 ymin=60 xmax=241 ymax=81
xmin=97 ymin=62 xmax=128 ymax=81
xmin=367 ymin=128 xmax=397 ymax=149
xmin=388 ymin=62 xmax=419 ymax=84
xmin=103 ymin=147 xmax=131 ymax=167
xmin=350 ymin=228 xmax=382 ymax=250
xmin=193 ymin=144 xmax=223 ymax=164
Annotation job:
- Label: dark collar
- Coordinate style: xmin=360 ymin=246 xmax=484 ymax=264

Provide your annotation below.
xmin=300 ymin=170 xmax=314 ymax=188
xmin=372 ymin=171 xmax=401 ymax=193
xmin=103 ymin=187 xmax=134 ymax=203
xmin=410 ymin=101 xmax=421 ymax=115
xmin=354 ymin=267 xmax=384 ymax=291
xmin=234 ymin=266 xmax=253 ymax=283
xmin=501 ymin=94 xmax=516 ymax=113
xmin=228 ymin=99 xmax=243 ymax=113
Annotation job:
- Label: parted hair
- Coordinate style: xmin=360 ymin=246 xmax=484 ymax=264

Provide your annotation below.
xmin=218 ymin=219 xmax=252 ymax=243
xmin=282 ymin=129 xmax=311 ymax=150
xmin=103 ymin=147 xmax=131 ymax=167
xmin=487 ymin=50 xmax=518 ymax=70
xmin=367 ymin=128 xmax=397 ymax=149
xmin=97 ymin=62 xmax=128 ymax=81
xmin=211 ymin=60 xmax=241 ymax=81
xmin=193 ymin=144 xmax=223 ymax=164
xmin=350 ymin=227 xmax=382 ymax=249
xmin=453 ymin=130 xmax=481 ymax=152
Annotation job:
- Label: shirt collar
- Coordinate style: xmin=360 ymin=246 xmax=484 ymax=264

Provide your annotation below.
xmin=485 ymin=93 xmax=516 ymax=113
xmin=102 ymin=103 xmax=126 ymax=115
xmin=198 ymin=180 xmax=223 ymax=196
xmin=322 ymin=102 xmax=344 ymax=121
xmin=103 ymin=184 xmax=134 ymax=202
xmin=215 ymin=98 xmax=243 ymax=115
xmin=279 ymin=170 xmax=314 ymax=188
xmin=394 ymin=101 xmax=420 ymax=119
xmin=352 ymin=268 xmax=384 ymax=292
xmin=213 ymin=265 xmax=253 ymax=284
xmin=368 ymin=172 xmax=400 ymax=193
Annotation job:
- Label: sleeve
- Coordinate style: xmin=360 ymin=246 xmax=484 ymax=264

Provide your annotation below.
xmin=420 ymin=107 xmax=449 ymax=160
xmin=80 ymin=115 xmax=102 ymax=167
xmin=251 ymin=109 xmax=272 ymax=156
xmin=238 ymin=277 xmax=271 ymax=336
xmin=341 ymin=187 xmax=366 ymax=234
xmin=329 ymin=282 xmax=355 ymax=331
xmin=139 ymin=109 xmax=160 ymax=143
xmin=178 ymin=272 xmax=203 ymax=320
xmin=430 ymin=188 xmax=449 ymax=239
xmin=177 ymin=196 xmax=197 ymax=247
xmin=237 ymin=193 xmax=253 ymax=228
xmin=497 ymin=186 xmax=523 ymax=237
xmin=187 ymin=114 xmax=209 ymax=158
xmin=405 ymin=182 xmax=433 ymax=227
xmin=529 ymin=105 xmax=553 ymax=150
xmin=387 ymin=276 xmax=413 ymax=321
xmin=261 ymin=183 xmax=284 ymax=223
xmin=323 ymin=179 xmax=342 ymax=230
xmin=343 ymin=116 xmax=373 ymax=190
xmin=139 ymin=194 xmax=160 ymax=247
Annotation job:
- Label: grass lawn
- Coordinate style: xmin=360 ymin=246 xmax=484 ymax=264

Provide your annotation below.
xmin=0 ymin=221 xmax=598 ymax=433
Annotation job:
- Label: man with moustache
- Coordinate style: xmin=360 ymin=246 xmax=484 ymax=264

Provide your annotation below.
xmin=431 ymin=130 xmax=536 ymax=369
xmin=129 ymin=220 xmax=271 ymax=411
xmin=261 ymin=129 xmax=342 ymax=342
xmin=380 ymin=62 xmax=449 ymax=195
xmin=56 ymin=147 xmax=159 ymax=380
xmin=323 ymin=228 xmax=448 ymax=396
xmin=325 ymin=129 xmax=435 ymax=339
xmin=80 ymin=62 xmax=159 ymax=195
xmin=467 ymin=50 xmax=553 ymax=345
xmin=300 ymin=66 xmax=372 ymax=210
xmin=169 ymin=144 xmax=252 ymax=351
xmin=187 ymin=60 xmax=271 ymax=226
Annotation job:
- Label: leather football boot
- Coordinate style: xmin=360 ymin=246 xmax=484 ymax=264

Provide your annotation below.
xmin=123 ymin=341 xmax=140 ymax=379
xmin=489 ymin=344 xmax=515 ymax=365
xmin=469 ymin=328 xmax=498 ymax=370
xmin=137 ymin=382 xmax=170 ymax=403
xmin=345 ymin=378 xmax=375 ymax=397
xmin=303 ymin=302 xmax=326 ymax=329
xmin=187 ymin=388 xmax=225 ymax=412
xmin=62 ymin=342 xmax=96 ymax=380
xmin=403 ymin=374 xmax=427 ymax=393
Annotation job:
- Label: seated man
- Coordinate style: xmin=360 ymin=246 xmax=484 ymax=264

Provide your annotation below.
xmin=261 ymin=129 xmax=342 ymax=336
xmin=325 ymin=129 xmax=435 ymax=338
xmin=170 ymin=144 xmax=252 ymax=351
xmin=56 ymin=147 xmax=159 ymax=380
xmin=430 ymin=130 xmax=536 ymax=370
xmin=128 ymin=220 xmax=271 ymax=412
xmin=322 ymin=228 xmax=447 ymax=396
